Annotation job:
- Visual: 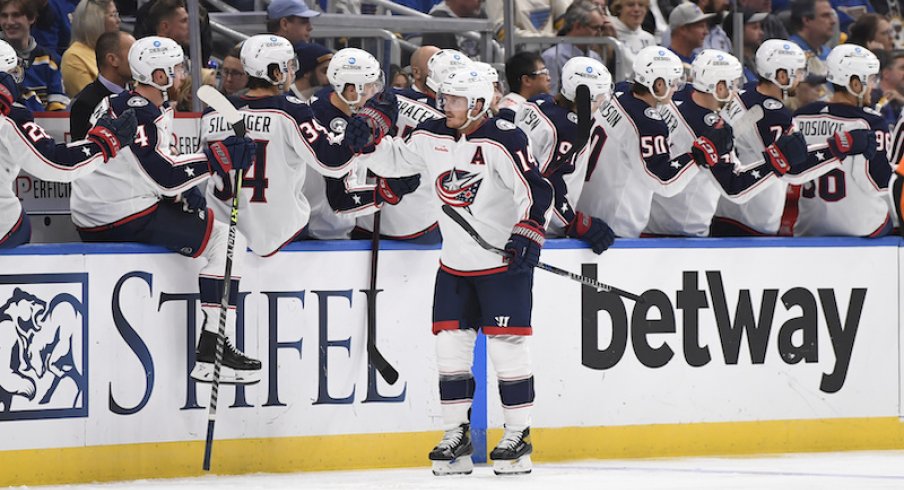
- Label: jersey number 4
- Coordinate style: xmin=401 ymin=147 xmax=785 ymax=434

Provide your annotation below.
xmin=214 ymin=139 xmax=269 ymax=202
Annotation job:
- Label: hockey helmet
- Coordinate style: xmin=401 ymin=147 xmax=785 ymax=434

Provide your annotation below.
xmin=826 ymin=43 xmax=879 ymax=102
xmin=632 ymin=46 xmax=685 ymax=102
xmin=241 ymin=34 xmax=298 ymax=86
xmin=755 ymin=40 xmax=807 ymax=92
xmin=129 ymin=36 xmax=185 ymax=91
xmin=0 ymin=40 xmax=24 ymax=84
xmin=426 ymin=49 xmax=472 ymax=93
xmin=438 ymin=68 xmax=494 ymax=129
xmin=327 ymin=47 xmax=384 ymax=108
xmin=691 ymin=49 xmax=743 ymax=103
xmin=560 ymin=56 xmax=613 ymax=109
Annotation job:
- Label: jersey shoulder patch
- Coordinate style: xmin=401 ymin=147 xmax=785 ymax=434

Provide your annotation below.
xmin=127 ymin=96 xmax=148 ymax=108
xmin=763 ymin=98 xmax=783 ymax=110
xmin=496 ymin=118 xmax=517 ymax=130
xmin=286 ymin=95 xmax=305 ymax=105
xmin=644 ymin=107 xmax=662 ymax=120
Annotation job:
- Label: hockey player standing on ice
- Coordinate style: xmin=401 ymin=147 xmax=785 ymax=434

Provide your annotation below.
xmin=0 ymin=40 xmax=136 ymax=248
xmin=306 ymin=47 xmax=420 ymax=239
xmin=793 ymin=44 xmax=891 ymax=237
xmin=347 ymin=69 xmax=554 ymax=476
xmin=515 ymin=56 xmax=616 ymax=251
xmin=201 ymin=36 xmax=399 ymax=254
xmin=352 ymin=50 xmax=470 ymax=243
xmin=645 ymin=49 xmax=745 ymax=237
xmin=576 ymin=46 xmax=732 ymax=237
xmin=70 ymin=37 xmax=262 ymax=384
xmin=710 ymin=40 xmax=873 ymax=236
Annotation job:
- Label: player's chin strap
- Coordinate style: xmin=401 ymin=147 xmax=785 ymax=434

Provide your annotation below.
xmin=458 ymin=102 xmax=489 ymax=130
xmin=848 ymin=82 xmax=869 ymax=107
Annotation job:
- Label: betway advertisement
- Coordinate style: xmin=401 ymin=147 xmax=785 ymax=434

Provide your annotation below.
xmin=0 ymin=239 xmax=900 ymax=454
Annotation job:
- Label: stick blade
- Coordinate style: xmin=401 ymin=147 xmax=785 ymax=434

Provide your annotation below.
xmin=575 ymin=84 xmax=592 ymax=145
xmin=197 ymin=85 xmax=245 ymax=137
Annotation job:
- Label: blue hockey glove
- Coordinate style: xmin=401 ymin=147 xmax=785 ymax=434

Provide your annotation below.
xmin=346 ymin=90 xmax=398 ymax=153
xmin=827 ymin=129 xmax=877 ymax=161
xmin=88 ymin=108 xmax=137 ymax=162
xmin=504 ymin=219 xmax=545 ymax=273
xmin=566 ymin=211 xmax=615 ymax=254
xmin=763 ymin=131 xmax=807 ymax=176
xmin=206 ymin=135 xmax=256 ymax=178
xmin=0 ymin=71 xmax=18 ymax=116
xmin=375 ymin=174 xmax=421 ymax=205
xmin=691 ymin=125 xmax=734 ymax=167
xmin=181 ymin=185 xmax=207 ymax=213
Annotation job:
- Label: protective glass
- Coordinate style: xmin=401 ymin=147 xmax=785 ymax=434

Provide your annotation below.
xmin=438 ymin=93 xmax=468 ymax=112
xmin=362 ymin=72 xmax=386 ymax=99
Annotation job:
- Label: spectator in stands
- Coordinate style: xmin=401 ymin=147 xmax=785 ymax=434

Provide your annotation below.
xmin=610 ymin=0 xmax=656 ymax=77
xmin=722 ymin=9 xmax=767 ymax=82
xmin=69 ymin=31 xmax=134 ymax=140
xmin=133 ymin=0 xmax=212 ymax=64
xmin=498 ymin=51 xmax=551 ymax=119
xmin=32 ymin=0 xmax=73 ymax=56
xmin=61 ymin=0 xmax=121 ymax=98
xmin=219 ymin=43 xmax=247 ymax=97
xmin=390 ymin=63 xmax=410 ymax=89
xmin=832 ymin=0 xmax=875 ymax=33
xmin=848 ymin=13 xmax=894 ymax=52
xmin=421 ymin=0 xmax=486 ymax=58
xmin=486 ymin=0 xmax=571 ymax=39
xmin=668 ymin=2 xmax=713 ymax=64
xmin=289 ymin=41 xmax=332 ymax=102
xmin=875 ymin=50 xmax=904 ymax=129
xmin=0 ymin=0 xmax=68 ymax=110
xmin=789 ymin=0 xmax=836 ymax=60
xmin=175 ymin=67 xmax=216 ymax=112
xmin=700 ymin=0 xmax=731 ymax=52
xmin=267 ymin=0 xmax=320 ymax=45
xmin=542 ymin=1 xmax=606 ymax=93
xmin=739 ymin=0 xmax=789 ymax=40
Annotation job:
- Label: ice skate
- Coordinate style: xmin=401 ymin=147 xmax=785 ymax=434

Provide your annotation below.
xmin=429 ymin=423 xmax=474 ymax=476
xmin=491 ymin=426 xmax=533 ymax=475
xmin=191 ymin=330 xmax=262 ymax=384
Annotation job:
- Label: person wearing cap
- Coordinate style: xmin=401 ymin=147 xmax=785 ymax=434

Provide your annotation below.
xmin=789 ymin=0 xmax=835 ymax=61
xmin=739 ymin=0 xmax=789 ymax=40
xmin=267 ymin=0 xmax=320 ymax=45
xmin=609 ymin=0 xmax=656 ymax=78
xmin=668 ymin=2 xmax=714 ymax=64
xmin=289 ymin=41 xmax=332 ymax=102
xmin=721 ymin=9 xmax=768 ymax=82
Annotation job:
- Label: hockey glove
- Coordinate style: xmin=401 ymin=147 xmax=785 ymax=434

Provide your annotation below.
xmin=206 ymin=135 xmax=257 ymax=178
xmin=566 ymin=211 xmax=615 ymax=254
xmin=180 ymin=185 xmax=207 ymax=213
xmin=87 ymin=108 xmax=138 ymax=162
xmin=763 ymin=131 xmax=807 ymax=176
xmin=691 ymin=125 xmax=734 ymax=167
xmin=827 ymin=129 xmax=877 ymax=161
xmin=346 ymin=90 xmax=399 ymax=153
xmin=375 ymin=174 xmax=421 ymax=205
xmin=0 ymin=71 xmax=17 ymax=116
xmin=504 ymin=219 xmax=545 ymax=273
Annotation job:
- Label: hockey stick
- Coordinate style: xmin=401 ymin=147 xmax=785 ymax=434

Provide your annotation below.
xmin=722 ymin=104 xmax=766 ymax=171
xmin=196 ymin=85 xmax=246 ymax=472
xmin=366 ymin=211 xmax=400 ymax=384
xmin=441 ymin=204 xmax=644 ymax=303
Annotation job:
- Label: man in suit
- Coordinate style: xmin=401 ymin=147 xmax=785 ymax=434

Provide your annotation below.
xmin=69 ymin=31 xmax=134 ymax=140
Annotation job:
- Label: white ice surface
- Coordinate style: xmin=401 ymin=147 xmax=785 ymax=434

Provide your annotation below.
xmin=26 ymin=450 xmax=904 ymax=490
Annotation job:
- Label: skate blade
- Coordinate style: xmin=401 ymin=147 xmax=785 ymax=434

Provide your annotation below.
xmin=432 ymin=455 xmax=474 ymax=476
xmin=493 ymin=455 xmax=532 ymax=475
xmin=191 ymin=362 xmax=261 ymax=385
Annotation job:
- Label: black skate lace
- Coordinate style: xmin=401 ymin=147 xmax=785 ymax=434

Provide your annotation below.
xmin=437 ymin=427 xmax=464 ymax=449
xmin=497 ymin=429 xmax=523 ymax=450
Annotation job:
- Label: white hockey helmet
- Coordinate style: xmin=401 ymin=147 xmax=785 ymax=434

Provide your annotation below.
xmin=327 ymin=47 xmax=384 ymax=108
xmin=691 ymin=49 xmax=743 ymax=103
xmin=560 ymin=56 xmax=613 ymax=107
xmin=438 ymin=68 xmax=494 ymax=129
xmin=633 ymin=46 xmax=685 ymax=102
xmin=471 ymin=61 xmax=499 ymax=84
xmin=826 ymin=43 xmax=879 ymax=102
xmin=0 ymin=40 xmax=24 ymax=83
xmin=426 ymin=49 xmax=472 ymax=93
xmin=129 ymin=36 xmax=185 ymax=91
xmin=240 ymin=34 xmax=298 ymax=85
xmin=755 ymin=40 xmax=807 ymax=91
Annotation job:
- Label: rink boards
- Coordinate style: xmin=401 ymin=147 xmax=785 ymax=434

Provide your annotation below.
xmin=1 ymin=237 xmax=904 ymax=485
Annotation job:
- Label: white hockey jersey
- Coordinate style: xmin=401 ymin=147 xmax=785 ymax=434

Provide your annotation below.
xmin=576 ymin=91 xmax=699 ymax=238
xmin=1 ymin=103 xmax=106 ymax=238
xmin=793 ymin=102 xmax=893 ymax=237
xmin=201 ymin=93 xmax=358 ymax=255
xmin=358 ymin=117 xmax=554 ymax=274
xmin=71 ymin=92 xmax=213 ymax=229
xmin=356 ymin=92 xmax=444 ymax=239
